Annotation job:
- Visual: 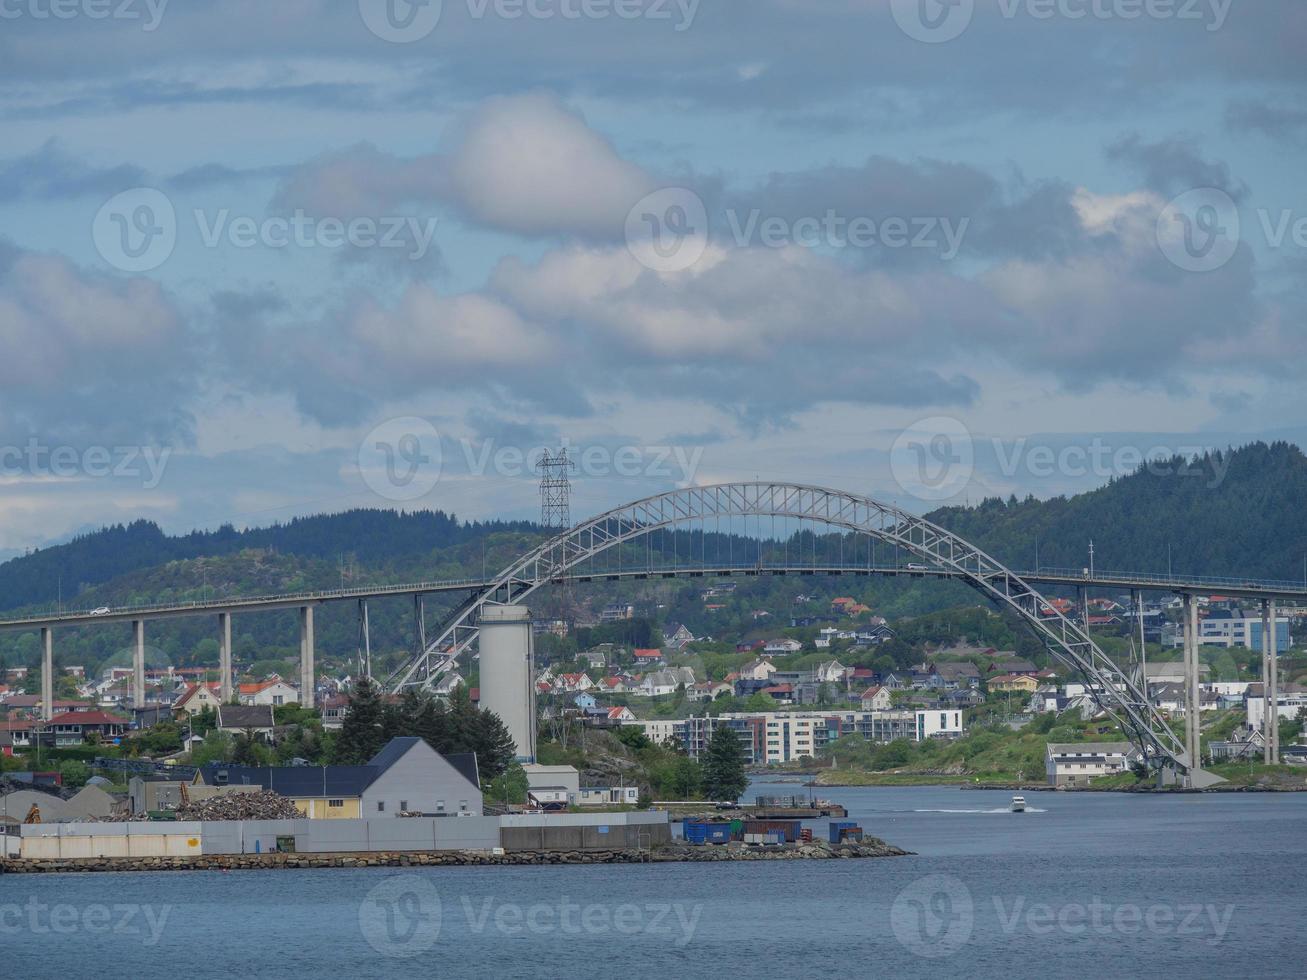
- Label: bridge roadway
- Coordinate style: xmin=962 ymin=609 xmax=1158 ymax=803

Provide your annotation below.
xmin=2 ymin=562 xmax=1305 ymax=633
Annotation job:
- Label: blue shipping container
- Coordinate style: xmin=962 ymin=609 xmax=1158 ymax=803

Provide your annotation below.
xmin=683 ymin=821 xmax=734 ymax=845
xmin=829 ymin=821 xmax=858 ymax=844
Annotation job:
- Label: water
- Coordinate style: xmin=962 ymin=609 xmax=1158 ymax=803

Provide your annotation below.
xmin=3 ymin=783 xmax=1304 ymax=978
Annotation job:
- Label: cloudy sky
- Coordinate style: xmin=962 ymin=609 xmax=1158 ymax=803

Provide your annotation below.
xmin=1 ymin=0 xmax=1304 ymax=551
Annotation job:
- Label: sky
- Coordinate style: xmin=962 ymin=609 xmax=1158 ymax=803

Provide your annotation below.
xmin=1 ymin=0 xmax=1306 ymax=552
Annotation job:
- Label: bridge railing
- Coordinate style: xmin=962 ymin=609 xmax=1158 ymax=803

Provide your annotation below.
xmin=1027 ymin=566 xmax=1307 ymax=592
xmin=0 ymin=576 xmax=492 ymax=626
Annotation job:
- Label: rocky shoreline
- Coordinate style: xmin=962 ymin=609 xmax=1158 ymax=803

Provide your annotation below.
xmin=0 ymin=838 xmax=909 ymax=874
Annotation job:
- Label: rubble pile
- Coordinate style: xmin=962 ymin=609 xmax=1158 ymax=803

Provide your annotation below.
xmin=177 ymin=791 xmax=302 ymax=821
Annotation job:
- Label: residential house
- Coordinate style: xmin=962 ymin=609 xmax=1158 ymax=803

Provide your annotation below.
xmin=217 ymin=704 xmax=278 ymax=739
xmin=989 ymin=673 xmax=1039 ymax=694
xmin=763 ymin=638 xmax=802 ymax=655
xmin=39 ymin=710 xmax=129 ymax=747
xmin=552 ymin=673 xmax=594 ymax=694
xmin=1244 ymin=683 xmax=1307 ymax=731
xmin=990 ymin=657 xmax=1038 ymax=676
xmin=239 ymin=680 xmax=300 ymax=707
xmin=935 ymin=662 xmax=981 ymax=690
xmin=814 ymin=627 xmax=840 ymax=649
xmin=638 ymin=667 xmax=696 ymax=697
xmin=663 ymin=624 xmax=696 ymax=650
xmin=854 ymin=623 xmax=896 ymax=646
xmin=574 ymin=692 xmax=598 ymax=710
xmin=760 ymin=683 xmax=796 ymax=704
xmin=197 ymin=737 xmax=481 ymax=819
xmin=174 ymin=682 xmax=223 ymax=717
xmin=946 ymin=688 xmax=984 ymax=708
xmin=632 ymin=649 xmax=665 ymax=668
xmin=598 ymin=677 xmax=629 ymax=695
xmin=860 ymin=686 xmax=892 ymax=711
xmin=582 ymin=647 xmax=610 ymax=670
xmin=738 ymin=657 xmax=777 ymax=681
xmin=815 ymin=660 xmax=847 ymax=685
xmin=1045 ymin=742 xmax=1139 ymax=787
xmin=687 ymin=681 xmax=733 ymax=702
xmin=319 ymin=694 xmax=350 ymax=729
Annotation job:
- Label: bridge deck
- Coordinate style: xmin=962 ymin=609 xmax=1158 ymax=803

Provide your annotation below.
xmin=1 ymin=563 xmax=1303 ymax=632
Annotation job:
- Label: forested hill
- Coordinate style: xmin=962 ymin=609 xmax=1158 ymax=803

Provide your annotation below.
xmin=3 ymin=440 xmax=1303 ymax=617
xmin=926 ymin=441 xmax=1307 ymax=582
xmin=0 ymin=509 xmax=539 ymax=612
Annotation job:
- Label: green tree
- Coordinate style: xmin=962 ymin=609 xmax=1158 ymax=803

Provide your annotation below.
xmin=58 ymin=759 xmax=90 ymax=789
xmin=485 ymin=761 xmax=529 ymax=805
xmin=232 ymin=729 xmax=265 ymax=765
xmin=332 ymin=677 xmax=387 ymax=764
xmin=668 ymin=755 xmax=703 ymax=798
xmin=701 ymin=726 xmax=748 ymax=801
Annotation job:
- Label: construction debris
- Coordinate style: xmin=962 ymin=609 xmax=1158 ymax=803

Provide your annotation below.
xmin=177 ymin=790 xmax=302 ymax=822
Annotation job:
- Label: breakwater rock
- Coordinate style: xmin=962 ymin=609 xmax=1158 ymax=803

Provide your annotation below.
xmin=1 ymin=838 xmax=909 ymax=874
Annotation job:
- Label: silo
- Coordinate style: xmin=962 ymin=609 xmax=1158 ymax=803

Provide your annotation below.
xmin=477 ymin=602 xmax=536 ymax=762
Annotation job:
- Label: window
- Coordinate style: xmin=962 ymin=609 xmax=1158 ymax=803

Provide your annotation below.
xmin=377 ymin=801 xmax=385 ymax=812
xmin=328 ymin=799 xmax=343 ymax=808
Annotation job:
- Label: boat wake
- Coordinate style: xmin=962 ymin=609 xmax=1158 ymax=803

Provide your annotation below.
xmin=913 ymin=807 xmax=1047 ymax=814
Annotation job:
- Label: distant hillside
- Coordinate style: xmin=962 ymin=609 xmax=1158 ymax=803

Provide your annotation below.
xmin=0 ymin=509 xmax=540 ymax=612
xmin=927 ymin=441 xmax=1307 ymax=582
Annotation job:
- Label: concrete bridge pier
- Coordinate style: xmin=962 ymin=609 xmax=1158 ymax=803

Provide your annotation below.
xmin=132 ymin=619 xmax=146 ymax=709
xmin=1261 ymin=599 xmax=1279 ymax=764
xmin=299 ymin=605 xmax=315 ymax=709
xmin=40 ymin=626 xmax=53 ymax=721
xmin=1181 ymin=594 xmax=1199 ymax=770
xmin=219 ymin=611 xmax=233 ymax=703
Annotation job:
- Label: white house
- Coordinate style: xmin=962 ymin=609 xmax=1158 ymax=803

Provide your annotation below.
xmin=764 ymin=638 xmax=802 ymax=655
xmin=815 ymin=660 xmax=847 ymax=684
xmin=551 ymin=673 xmax=594 ymax=694
xmin=859 ymin=686 xmax=892 ymax=711
xmin=174 ymin=683 xmax=223 ymax=716
xmin=638 ymin=667 xmax=696 ymax=697
xmin=1045 ymin=742 xmax=1139 ymax=787
xmin=1244 ymin=684 xmax=1307 ymax=731
xmin=239 ymin=680 xmax=300 ymax=707
xmin=738 ymin=657 xmax=777 ymax=681
xmin=814 ymin=628 xmax=839 ymax=649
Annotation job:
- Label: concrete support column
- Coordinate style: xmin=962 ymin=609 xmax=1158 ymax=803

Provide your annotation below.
xmin=40 ymin=626 xmax=54 ymax=722
xmin=1260 ymin=599 xmax=1272 ymax=763
xmin=1270 ymin=599 xmax=1280 ymax=764
xmin=132 ymin=619 xmax=146 ymax=710
xmin=219 ymin=611 xmax=233 ymax=703
xmin=1182 ymin=594 xmax=1199 ymax=771
xmin=299 ymin=605 xmax=315 ymax=709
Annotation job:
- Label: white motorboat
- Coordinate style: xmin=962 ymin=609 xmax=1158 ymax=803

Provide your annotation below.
xmin=1010 ymin=795 xmax=1027 ymax=813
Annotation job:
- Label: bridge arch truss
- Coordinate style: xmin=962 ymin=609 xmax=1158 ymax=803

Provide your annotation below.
xmin=389 ymin=482 xmax=1193 ymax=776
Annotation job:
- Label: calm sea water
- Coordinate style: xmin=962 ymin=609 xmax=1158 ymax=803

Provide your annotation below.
xmin=3 ymin=782 xmax=1304 ymax=978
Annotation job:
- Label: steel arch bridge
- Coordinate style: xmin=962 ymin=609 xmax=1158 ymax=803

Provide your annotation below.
xmin=387 ymin=482 xmax=1207 ymax=782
